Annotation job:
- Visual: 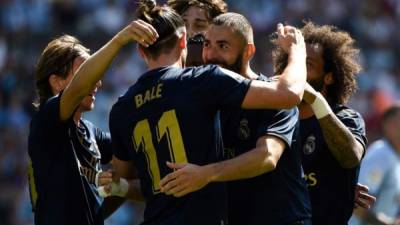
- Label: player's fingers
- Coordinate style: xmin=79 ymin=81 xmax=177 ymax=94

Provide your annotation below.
xmin=137 ymin=20 xmax=159 ymax=41
xmin=277 ymin=23 xmax=285 ymax=37
xmin=355 ymin=199 xmax=370 ymax=209
xmin=98 ymin=177 xmax=113 ymax=186
xmin=359 ymin=192 xmax=376 ymax=203
xmin=98 ymin=171 xmax=113 ymax=178
xmin=174 ymin=187 xmax=191 ymax=198
xmin=128 ymin=30 xmax=148 ymax=47
xmin=134 ymin=23 xmax=157 ymax=45
xmin=131 ymin=28 xmax=153 ymax=47
xmin=166 ymin=161 xmax=187 ymax=170
xmin=357 ymin=183 xmax=369 ymax=192
xmin=160 ymin=171 xmax=182 ymax=187
xmin=167 ymin=182 xmax=188 ymax=197
xmin=162 ymin=178 xmax=181 ymax=195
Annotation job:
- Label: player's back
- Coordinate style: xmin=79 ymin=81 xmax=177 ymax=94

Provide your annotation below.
xmin=110 ymin=65 xmax=250 ymax=225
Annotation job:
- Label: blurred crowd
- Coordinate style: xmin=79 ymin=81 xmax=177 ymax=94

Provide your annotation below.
xmin=0 ymin=0 xmax=399 ymax=224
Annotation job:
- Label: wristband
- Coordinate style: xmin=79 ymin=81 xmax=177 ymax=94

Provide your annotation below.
xmin=310 ymin=92 xmax=333 ymax=119
xmin=110 ymin=178 xmax=129 ymax=197
xmin=97 ymin=178 xmax=129 ymax=198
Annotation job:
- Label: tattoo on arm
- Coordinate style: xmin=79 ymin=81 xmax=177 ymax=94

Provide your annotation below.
xmin=318 ymin=115 xmax=364 ymax=168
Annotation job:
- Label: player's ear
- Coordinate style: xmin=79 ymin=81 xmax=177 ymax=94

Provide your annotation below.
xmin=137 ymin=45 xmax=148 ymax=63
xmin=49 ymin=74 xmax=64 ymax=94
xmin=324 ymin=72 xmax=334 ymax=85
xmin=244 ymin=43 xmax=256 ymax=61
xmin=178 ymin=32 xmax=187 ymax=49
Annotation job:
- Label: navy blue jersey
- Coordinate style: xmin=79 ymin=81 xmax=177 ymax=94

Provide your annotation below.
xmin=109 ymin=65 xmax=251 ymax=225
xmin=28 ymin=95 xmax=113 ymax=225
xmin=221 ymin=75 xmax=311 ymax=225
xmin=300 ymin=104 xmax=367 ymax=225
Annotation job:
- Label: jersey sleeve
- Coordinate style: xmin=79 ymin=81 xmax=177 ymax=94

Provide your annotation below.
xmin=257 ymin=108 xmax=299 ymax=148
xmin=94 ymin=128 xmax=113 ymax=164
xmin=335 ymin=107 xmax=368 ymax=150
xmin=188 ymin=65 xmax=251 ymax=109
xmin=40 ymin=95 xmax=69 ymax=131
xmin=109 ymin=101 xmax=131 ymax=161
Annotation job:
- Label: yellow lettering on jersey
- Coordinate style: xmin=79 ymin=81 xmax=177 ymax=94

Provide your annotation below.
xmin=305 ymin=172 xmax=318 ymax=187
xmin=134 ymin=83 xmax=163 ymax=108
xmin=135 ymin=95 xmax=143 ymax=108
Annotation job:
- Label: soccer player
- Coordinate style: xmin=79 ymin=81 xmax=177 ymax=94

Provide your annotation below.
xmin=273 ymin=22 xmax=368 ymax=225
xmin=77 ymin=0 xmax=307 ymax=224
xmin=167 ymin=0 xmax=227 ymax=38
xmin=159 ymin=12 xmax=312 ymax=225
xmin=350 ymin=103 xmax=400 ymax=225
xmin=168 ymin=0 xmax=228 ymax=66
xmin=28 ymin=19 xmax=157 ymax=225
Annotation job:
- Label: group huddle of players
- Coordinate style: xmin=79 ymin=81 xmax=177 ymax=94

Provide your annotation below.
xmin=27 ymin=0 xmax=376 ymax=225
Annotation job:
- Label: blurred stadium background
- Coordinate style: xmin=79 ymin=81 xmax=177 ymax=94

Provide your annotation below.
xmin=0 ymin=0 xmax=399 ymax=224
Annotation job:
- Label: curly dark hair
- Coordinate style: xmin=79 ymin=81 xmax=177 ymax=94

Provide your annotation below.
xmin=167 ymin=0 xmax=228 ymax=21
xmin=272 ymin=21 xmax=361 ymax=104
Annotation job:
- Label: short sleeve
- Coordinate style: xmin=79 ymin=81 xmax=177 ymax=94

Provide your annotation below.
xmin=109 ymin=101 xmax=131 ymax=161
xmin=187 ymin=65 xmax=251 ymax=109
xmin=358 ymin=141 xmax=394 ymax=195
xmin=258 ymin=108 xmax=299 ymax=148
xmin=40 ymin=95 xmax=69 ymax=131
xmin=335 ymin=107 xmax=368 ymax=150
xmin=95 ymin=128 xmax=113 ymax=164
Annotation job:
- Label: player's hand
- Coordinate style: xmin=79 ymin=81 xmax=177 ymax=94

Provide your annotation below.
xmin=354 ymin=183 xmax=376 ymax=209
xmin=302 ymin=82 xmax=318 ymax=104
xmin=159 ymin=162 xmax=211 ymax=197
xmin=276 ymin=23 xmax=305 ymax=55
xmin=114 ymin=19 xmax=159 ymax=47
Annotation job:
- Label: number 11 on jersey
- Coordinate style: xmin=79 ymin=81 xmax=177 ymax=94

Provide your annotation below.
xmin=132 ymin=109 xmax=188 ymax=193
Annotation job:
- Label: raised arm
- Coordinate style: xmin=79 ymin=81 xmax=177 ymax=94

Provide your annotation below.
xmin=159 ymin=135 xmax=285 ymax=197
xmin=241 ymin=24 xmax=306 ymax=109
xmin=60 ymin=20 xmax=158 ymax=121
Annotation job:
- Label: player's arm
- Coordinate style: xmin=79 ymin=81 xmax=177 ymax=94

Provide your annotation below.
xmin=303 ymin=83 xmax=364 ymax=168
xmin=241 ymin=24 xmax=306 ymax=109
xmin=59 ymin=20 xmax=158 ymax=121
xmin=159 ymin=135 xmax=285 ymax=197
xmin=99 ymin=157 xmax=145 ymax=218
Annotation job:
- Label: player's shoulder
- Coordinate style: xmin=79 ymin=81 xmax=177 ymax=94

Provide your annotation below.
xmin=333 ymin=104 xmax=362 ymax=118
xmin=179 ymin=64 xmax=218 ymax=78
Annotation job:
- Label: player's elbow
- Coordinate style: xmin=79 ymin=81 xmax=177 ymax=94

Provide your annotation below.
xmin=261 ymin=157 xmax=278 ymax=173
xmin=339 ymin=148 xmax=363 ymax=169
xmin=278 ymin=84 xmax=304 ymax=109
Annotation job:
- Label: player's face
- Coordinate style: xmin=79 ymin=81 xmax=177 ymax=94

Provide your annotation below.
xmin=182 ymin=6 xmax=210 ymax=38
xmin=203 ymin=25 xmax=246 ymax=74
xmin=306 ymin=43 xmax=326 ymax=91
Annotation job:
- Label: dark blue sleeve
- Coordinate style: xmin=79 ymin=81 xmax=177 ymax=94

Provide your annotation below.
xmin=188 ymin=65 xmax=251 ymax=109
xmin=40 ymin=95 xmax=69 ymax=131
xmin=335 ymin=107 xmax=368 ymax=149
xmin=94 ymin=128 xmax=113 ymax=164
xmin=109 ymin=100 xmax=131 ymax=161
xmin=257 ymin=108 xmax=299 ymax=148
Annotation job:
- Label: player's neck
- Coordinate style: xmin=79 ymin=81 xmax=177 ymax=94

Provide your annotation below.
xmin=147 ymin=54 xmax=183 ymax=70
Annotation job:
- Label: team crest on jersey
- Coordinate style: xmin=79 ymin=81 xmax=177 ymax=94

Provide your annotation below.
xmin=238 ymin=118 xmax=250 ymax=140
xmin=303 ymin=134 xmax=316 ymax=155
